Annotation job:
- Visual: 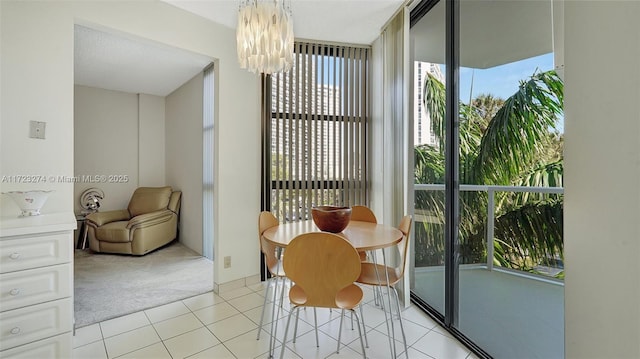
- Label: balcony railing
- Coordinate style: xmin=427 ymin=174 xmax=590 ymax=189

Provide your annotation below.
xmin=414 ymin=184 xmax=564 ymax=278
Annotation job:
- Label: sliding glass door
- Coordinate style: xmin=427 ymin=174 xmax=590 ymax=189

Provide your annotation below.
xmin=410 ymin=1 xmax=564 ymax=357
xmin=410 ymin=0 xmax=447 ymax=317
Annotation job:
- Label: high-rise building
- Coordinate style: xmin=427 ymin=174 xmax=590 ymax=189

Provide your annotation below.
xmin=414 ymin=61 xmax=444 ymax=146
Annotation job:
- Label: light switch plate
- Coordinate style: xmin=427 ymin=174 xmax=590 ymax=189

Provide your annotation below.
xmin=29 ymin=121 xmax=46 ymax=139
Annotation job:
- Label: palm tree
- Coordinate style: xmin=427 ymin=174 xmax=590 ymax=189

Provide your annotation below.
xmin=415 ymin=69 xmax=564 ymax=276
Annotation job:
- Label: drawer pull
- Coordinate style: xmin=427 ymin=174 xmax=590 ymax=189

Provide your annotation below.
xmin=9 ymin=288 xmax=21 ymax=296
xmin=9 ymin=252 xmax=21 ymax=260
xmin=10 ymin=327 xmax=21 ymax=335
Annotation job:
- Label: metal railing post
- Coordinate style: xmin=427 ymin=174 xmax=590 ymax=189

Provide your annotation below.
xmin=486 ymin=188 xmax=495 ymax=271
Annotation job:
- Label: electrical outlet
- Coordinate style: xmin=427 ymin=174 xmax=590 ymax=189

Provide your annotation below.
xmin=224 ymin=256 xmax=231 ymax=268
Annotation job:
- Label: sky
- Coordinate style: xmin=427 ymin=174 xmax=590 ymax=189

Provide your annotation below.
xmin=454 ymin=52 xmax=563 ymax=133
xmin=319 ymin=51 xmax=555 ymax=102
xmin=458 ymin=52 xmax=555 ymax=102
xmin=316 ymin=51 xmax=562 ymax=131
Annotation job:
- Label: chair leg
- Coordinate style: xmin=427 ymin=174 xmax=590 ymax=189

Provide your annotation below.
xmin=337 ymin=309 xmax=345 ymax=354
xmin=278 ymin=276 xmax=287 ymax=312
xmin=256 ymin=277 xmax=273 ymax=340
xmin=350 ymin=311 xmax=354 ymax=330
xmin=351 ymin=309 xmax=367 ymax=359
xmin=375 ymin=286 xmax=386 ymax=310
xmin=268 ymin=276 xmax=283 ymax=358
xmin=314 ymin=308 xmax=319 ymax=347
xmin=392 ymin=287 xmax=409 ymax=358
xmin=293 ymin=307 xmax=300 ymax=343
xmin=279 ymin=306 xmax=296 ymax=359
xmin=359 ymin=304 xmax=369 ymax=348
xmin=374 ymin=285 xmax=380 ymax=307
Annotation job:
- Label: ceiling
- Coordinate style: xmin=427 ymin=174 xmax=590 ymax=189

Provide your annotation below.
xmin=164 ymin=0 xmax=405 ymax=45
xmin=75 ymin=0 xmax=552 ymax=96
xmin=412 ymin=0 xmax=553 ymax=69
xmin=74 ymin=25 xmax=213 ymax=96
xmin=74 ymin=0 xmax=405 ymax=96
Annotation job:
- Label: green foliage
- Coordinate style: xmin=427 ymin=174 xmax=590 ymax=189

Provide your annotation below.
xmin=494 ymin=197 xmax=563 ymax=270
xmin=474 ymin=71 xmax=563 ymax=185
xmin=415 ymin=69 xmax=564 ymax=274
xmin=414 ymin=144 xmax=444 ymax=184
xmin=423 ymin=73 xmax=446 ymax=153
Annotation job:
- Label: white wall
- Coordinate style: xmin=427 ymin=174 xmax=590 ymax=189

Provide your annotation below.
xmin=74 ymin=87 xmax=167 ymax=213
xmin=0 ymin=1 xmax=261 ymax=288
xmin=138 ymin=93 xmax=166 ymax=187
xmin=74 ymin=85 xmax=139 ymax=212
xmin=0 ymin=2 xmax=74 ymax=217
xmin=564 ymin=2 xmax=640 ymax=358
xmin=166 ymin=73 xmax=204 ymax=255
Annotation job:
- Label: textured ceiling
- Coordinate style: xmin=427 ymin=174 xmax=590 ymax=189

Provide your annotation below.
xmin=74 ymin=25 xmax=212 ymax=97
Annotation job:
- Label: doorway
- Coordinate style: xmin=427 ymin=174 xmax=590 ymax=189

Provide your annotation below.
xmin=73 ymin=23 xmax=216 ymax=327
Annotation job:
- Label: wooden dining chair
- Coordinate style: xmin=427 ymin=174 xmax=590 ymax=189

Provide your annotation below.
xmin=350 ymin=205 xmax=377 ymax=261
xmin=356 ymin=214 xmax=412 ymax=358
xmin=257 ymin=211 xmax=286 ymax=356
xmin=351 ymin=205 xmax=378 ymax=223
xmin=280 ymin=232 xmax=367 ymax=359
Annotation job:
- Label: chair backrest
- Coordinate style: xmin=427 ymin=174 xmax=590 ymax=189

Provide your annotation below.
xmin=283 ymin=232 xmax=361 ymax=308
xmin=258 ymin=211 xmax=280 ymax=270
xmin=128 ymin=186 xmax=173 ymax=217
xmin=396 ymin=215 xmax=413 ymax=277
xmin=259 ymin=211 xmax=279 ymax=236
xmin=350 ymin=205 xmax=377 ymax=223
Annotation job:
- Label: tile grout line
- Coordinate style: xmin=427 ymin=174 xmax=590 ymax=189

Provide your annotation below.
xmin=75 ymin=286 xmax=459 ymax=359
xmin=186 ymin=291 xmax=272 ymax=359
xmin=144 ymin=309 xmax=183 ymax=359
xmin=180 ymin=296 xmax=229 ymax=357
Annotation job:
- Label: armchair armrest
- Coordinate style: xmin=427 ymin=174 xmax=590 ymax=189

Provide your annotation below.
xmin=126 ymin=209 xmax=175 ymax=230
xmin=86 ymin=210 xmax=130 ymax=227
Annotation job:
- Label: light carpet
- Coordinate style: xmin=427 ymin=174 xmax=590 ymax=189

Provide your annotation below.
xmin=74 ymin=241 xmax=214 ymax=328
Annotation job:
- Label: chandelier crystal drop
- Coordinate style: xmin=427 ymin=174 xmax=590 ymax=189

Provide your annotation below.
xmin=236 ymin=0 xmax=294 ymax=74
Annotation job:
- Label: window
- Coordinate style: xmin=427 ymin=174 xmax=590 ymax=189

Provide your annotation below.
xmin=262 ymin=42 xmax=370 ymax=222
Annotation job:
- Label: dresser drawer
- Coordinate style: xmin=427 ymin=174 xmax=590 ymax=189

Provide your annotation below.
xmin=0 ymin=298 xmax=72 ymax=351
xmin=0 ymin=264 xmax=72 ymax=312
xmin=0 ymin=233 xmax=71 ymax=274
xmin=0 ymin=332 xmax=71 ymax=359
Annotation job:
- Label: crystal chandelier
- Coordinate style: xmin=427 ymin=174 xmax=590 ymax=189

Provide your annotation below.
xmin=236 ymin=0 xmax=294 ymax=74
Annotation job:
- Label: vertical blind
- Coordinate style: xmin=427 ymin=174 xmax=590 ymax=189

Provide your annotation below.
xmin=263 ymin=41 xmax=370 ymax=222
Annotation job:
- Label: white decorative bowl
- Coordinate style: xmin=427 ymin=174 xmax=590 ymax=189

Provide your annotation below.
xmin=3 ymin=190 xmax=54 ymax=216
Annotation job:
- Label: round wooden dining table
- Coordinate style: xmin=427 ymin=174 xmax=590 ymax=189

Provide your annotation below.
xmin=262 ymin=219 xmax=405 ymax=358
xmin=262 ymin=219 xmax=403 ymax=250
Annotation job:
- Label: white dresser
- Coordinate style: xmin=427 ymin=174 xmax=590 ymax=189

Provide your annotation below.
xmin=0 ymin=213 xmax=75 ymax=358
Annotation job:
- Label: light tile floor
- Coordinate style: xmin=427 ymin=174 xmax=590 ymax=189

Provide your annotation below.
xmin=73 ymin=282 xmax=477 ymax=359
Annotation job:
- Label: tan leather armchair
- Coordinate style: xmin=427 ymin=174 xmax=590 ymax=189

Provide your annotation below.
xmin=85 ymin=186 xmax=181 ymax=255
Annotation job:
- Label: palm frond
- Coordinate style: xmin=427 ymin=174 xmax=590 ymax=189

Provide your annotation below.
xmin=474 ymin=70 xmax=563 ymax=185
xmin=459 ymin=103 xmax=484 ymax=183
xmin=493 ymin=238 xmax=514 ymax=268
xmin=495 ymin=161 xmax=563 ymax=212
xmin=414 ymin=145 xmax=445 ymax=184
xmin=414 ymin=188 xmax=446 ymax=267
xmin=423 ymin=72 xmax=446 ymax=150
xmin=494 ymin=199 xmax=563 ymax=268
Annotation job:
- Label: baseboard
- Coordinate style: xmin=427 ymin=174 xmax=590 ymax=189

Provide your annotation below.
xmin=214 ymin=274 xmax=262 ymax=294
